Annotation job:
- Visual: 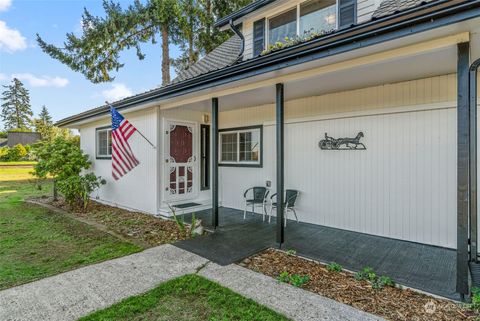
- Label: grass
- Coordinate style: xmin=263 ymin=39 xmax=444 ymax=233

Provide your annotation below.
xmin=79 ymin=274 xmax=291 ymax=321
xmin=0 ymin=165 xmax=143 ymax=290
xmin=0 ymin=161 xmax=37 ymax=166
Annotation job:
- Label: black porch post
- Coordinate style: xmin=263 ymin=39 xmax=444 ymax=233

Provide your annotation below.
xmin=470 ymin=58 xmax=479 ymax=262
xmin=212 ymin=97 xmax=219 ymax=228
xmin=457 ymin=42 xmax=470 ymax=297
xmin=276 ymin=83 xmax=285 ymax=246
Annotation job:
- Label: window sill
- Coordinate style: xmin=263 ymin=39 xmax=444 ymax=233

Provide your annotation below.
xmin=219 ymin=163 xmax=263 ymax=168
xmin=96 ymin=156 xmax=112 ymax=160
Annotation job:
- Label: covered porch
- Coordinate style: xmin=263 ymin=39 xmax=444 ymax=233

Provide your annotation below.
xmin=175 ymin=208 xmax=457 ymax=300
xmin=158 ymin=22 xmax=480 ymax=300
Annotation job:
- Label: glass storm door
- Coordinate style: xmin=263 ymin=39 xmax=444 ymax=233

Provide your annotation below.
xmin=166 ymin=122 xmax=195 ymax=200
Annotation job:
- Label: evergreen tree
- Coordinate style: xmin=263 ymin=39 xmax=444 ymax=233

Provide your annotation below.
xmin=1 ymin=78 xmax=33 ymax=130
xmin=38 ymin=105 xmax=53 ymax=125
xmin=34 ymin=106 xmax=55 ymax=141
xmin=37 ymin=0 xmax=253 ymax=86
xmin=37 ymin=0 xmax=180 ymax=86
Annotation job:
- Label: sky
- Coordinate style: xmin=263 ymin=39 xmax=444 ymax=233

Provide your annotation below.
xmin=0 ymin=0 xmax=181 ymax=128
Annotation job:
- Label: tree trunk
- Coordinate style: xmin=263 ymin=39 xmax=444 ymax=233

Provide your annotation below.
xmin=205 ymin=0 xmax=212 ymax=53
xmin=53 ymin=178 xmax=58 ymax=201
xmin=188 ymin=26 xmax=194 ymax=64
xmin=161 ymin=24 xmax=170 ymax=86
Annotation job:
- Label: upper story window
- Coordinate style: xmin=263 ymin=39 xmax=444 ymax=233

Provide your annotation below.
xmin=254 ymin=0 xmax=355 ymax=56
xmin=300 ymin=0 xmax=336 ymax=36
xmin=268 ymin=0 xmax=337 ymax=46
xmin=96 ymin=127 xmax=112 ymax=159
xmin=268 ymin=8 xmax=297 ymax=45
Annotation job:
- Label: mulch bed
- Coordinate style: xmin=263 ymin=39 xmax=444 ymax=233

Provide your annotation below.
xmin=240 ymin=249 xmax=477 ymax=321
xmin=34 ymin=197 xmax=187 ymax=247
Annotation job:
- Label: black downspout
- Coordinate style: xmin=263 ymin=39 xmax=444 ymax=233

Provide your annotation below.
xmin=229 ymin=19 xmax=245 ymax=62
xmin=470 ymin=57 xmax=479 ymax=262
xmin=276 ymin=83 xmax=285 ymax=246
xmin=457 ymin=41 xmax=470 ymax=299
xmin=212 ymin=97 xmax=219 ymax=228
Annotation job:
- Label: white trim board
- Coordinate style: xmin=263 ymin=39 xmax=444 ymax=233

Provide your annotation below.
xmin=262 ymin=101 xmax=456 ymax=127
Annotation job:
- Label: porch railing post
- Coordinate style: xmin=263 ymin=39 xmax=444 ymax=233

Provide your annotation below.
xmin=457 ymin=41 xmax=470 ymax=297
xmin=276 ymin=83 xmax=285 ymax=246
xmin=212 ymin=97 xmax=219 ymax=228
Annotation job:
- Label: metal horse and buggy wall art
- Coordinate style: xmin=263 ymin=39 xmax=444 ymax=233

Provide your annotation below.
xmin=319 ymin=132 xmax=366 ymax=150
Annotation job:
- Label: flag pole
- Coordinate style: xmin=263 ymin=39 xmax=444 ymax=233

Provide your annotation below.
xmin=106 ymin=101 xmax=156 ymax=149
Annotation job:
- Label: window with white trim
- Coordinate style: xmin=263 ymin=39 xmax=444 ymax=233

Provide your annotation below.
xmin=96 ymin=127 xmax=112 ymax=158
xmin=267 ymin=0 xmax=338 ymax=46
xmin=220 ymin=126 xmax=262 ymax=166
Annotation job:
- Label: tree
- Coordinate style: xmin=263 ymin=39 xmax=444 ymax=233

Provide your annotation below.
xmin=38 ymin=105 xmax=52 ymax=125
xmin=37 ymin=0 xmax=253 ymax=86
xmin=32 ymin=137 xmax=90 ymax=200
xmin=172 ymin=0 xmax=252 ymax=73
xmin=33 ymin=106 xmax=55 ymax=141
xmin=1 ymin=78 xmax=33 ymax=130
xmin=37 ymin=0 xmax=180 ymax=86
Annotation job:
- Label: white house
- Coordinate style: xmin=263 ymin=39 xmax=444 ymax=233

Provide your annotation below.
xmin=58 ymin=0 xmax=480 ymax=298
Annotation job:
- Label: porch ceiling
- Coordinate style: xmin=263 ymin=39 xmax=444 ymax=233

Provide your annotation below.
xmin=183 ymin=43 xmax=458 ymax=113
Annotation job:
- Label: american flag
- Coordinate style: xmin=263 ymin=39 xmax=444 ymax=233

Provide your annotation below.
xmin=110 ymin=106 xmax=140 ymax=180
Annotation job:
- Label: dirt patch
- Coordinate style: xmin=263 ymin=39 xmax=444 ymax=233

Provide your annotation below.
xmin=34 ymin=197 xmax=188 ymax=247
xmin=240 ymin=249 xmax=476 ymax=321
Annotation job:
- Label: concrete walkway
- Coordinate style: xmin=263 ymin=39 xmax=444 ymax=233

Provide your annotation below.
xmin=0 ymin=244 xmax=384 ymax=321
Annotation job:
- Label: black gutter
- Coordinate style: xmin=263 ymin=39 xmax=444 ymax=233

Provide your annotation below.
xmin=57 ymin=0 xmax=480 ymax=126
xmin=229 ymin=19 xmax=244 ymax=62
xmin=214 ymin=0 xmax=277 ymax=28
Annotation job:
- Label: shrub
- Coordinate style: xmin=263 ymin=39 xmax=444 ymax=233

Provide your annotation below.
xmin=355 ymin=267 xmax=395 ymax=289
xmin=3 ymin=144 xmax=27 ymax=161
xmin=32 ymin=137 xmax=90 ymax=199
xmin=285 ymin=249 xmax=296 ymax=256
xmin=326 ymin=262 xmax=343 ymax=272
xmin=468 ymin=287 xmax=480 ymax=313
xmin=277 ymin=271 xmax=310 ymax=287
xmin=0 ymin=146 xmax=9 ymax=160
xmin=57 ymin=173 xmax=106 ymax=210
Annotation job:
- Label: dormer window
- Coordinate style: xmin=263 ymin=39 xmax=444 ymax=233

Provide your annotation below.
xmin=268 ymin=0 xmax=337 ymax=46
xmin=268 ymin=9 xmax=297 ymax=45
xmin=300 ymin=0 xmax=337 ymax=36
xmin=254 ymin=0 xmax=356 ymax=56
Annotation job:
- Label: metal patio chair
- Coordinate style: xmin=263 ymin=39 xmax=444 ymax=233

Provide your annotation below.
xmin=243 ymin=186 xmax=269 ymax=220
xmin=269 ymin=189 xmax=300 ymax=226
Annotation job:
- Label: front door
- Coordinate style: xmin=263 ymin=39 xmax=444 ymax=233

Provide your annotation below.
xmin=166 ymin=121 xmax=196 ymax=201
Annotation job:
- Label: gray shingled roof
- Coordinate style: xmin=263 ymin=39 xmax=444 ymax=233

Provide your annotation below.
xmin=172 ymin=35 xmax=243 ymax=84
xmin=373 ymin=0 xmax=437 ymax=19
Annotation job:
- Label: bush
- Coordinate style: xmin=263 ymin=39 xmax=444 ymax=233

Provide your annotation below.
xmin=32 ymin=137 xmax=92 ymax=200
xmin=32 ymin=137 xmax=90 ymax=181
xmin=57 ymin=173 xmax=106 ymax=210
xmin=2 ymin=144 xmax=27 ymax=161
xmin=277 ymin=271 xmax=310 ymax=287
xmin=355 ymin=267 xmax=395 ymax=289
xmin=326 ymin=262 xmax=343 ymax=272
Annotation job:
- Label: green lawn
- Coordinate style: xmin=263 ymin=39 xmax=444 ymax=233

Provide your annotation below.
xmin=0 ymin=165 xmax=143 ymax=290
xmin=79 ymin=274 xmax=291 ymax=321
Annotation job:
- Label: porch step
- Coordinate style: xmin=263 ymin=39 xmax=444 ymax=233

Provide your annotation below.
xmin=156 ymin=200 xmax=216 ymax=217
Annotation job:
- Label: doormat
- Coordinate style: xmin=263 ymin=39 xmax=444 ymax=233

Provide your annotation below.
xmin=174 ymin=202 xmax=202 ymax=209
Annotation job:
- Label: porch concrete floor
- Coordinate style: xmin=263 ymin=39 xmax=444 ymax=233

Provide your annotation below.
xmin=175 ymin=207 xmax=457 ymax=300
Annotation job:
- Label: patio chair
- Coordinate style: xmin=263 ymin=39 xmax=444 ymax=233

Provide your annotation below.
xmin=243 ymin=187 xmax=269 ymax=220
xmin=269 ymin=189 xmax=300 ymax=226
